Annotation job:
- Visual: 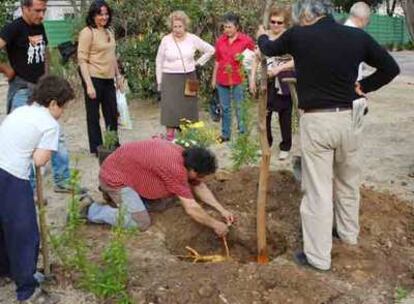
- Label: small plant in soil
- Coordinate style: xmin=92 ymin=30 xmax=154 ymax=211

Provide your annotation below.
xmin=229 ymin=53 xmax=260 ymax=170
xmin=394 ymin=286 xmax=409 ymax=303
xmin=97 ymin=129 xmax=119 ymax=165
xmin=50 ymin=169 xmax=133 ymax=304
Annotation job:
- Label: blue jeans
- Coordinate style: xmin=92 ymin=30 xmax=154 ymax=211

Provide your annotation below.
xmin=216 ymin=84 xmax=245 ymax=139
xmin=8 ymin=79 xmax=71 ymax=188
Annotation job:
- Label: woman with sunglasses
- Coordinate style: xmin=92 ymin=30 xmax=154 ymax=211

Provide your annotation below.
xmin=78 ymin=0 xmax=122 ymax=156
xmin=250 ymin=6 xmax=294 ymax=160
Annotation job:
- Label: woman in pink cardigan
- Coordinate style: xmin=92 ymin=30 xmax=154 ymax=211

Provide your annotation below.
xmin=156 ymin=10 xmax=215 ymax=140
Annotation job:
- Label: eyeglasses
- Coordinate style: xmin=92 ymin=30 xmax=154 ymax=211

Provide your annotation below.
xmin=270 ymin=20 xmax=284 ymax=25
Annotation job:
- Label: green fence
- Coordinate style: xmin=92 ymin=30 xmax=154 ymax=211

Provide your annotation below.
xmin=335 ymin=13 xmax=412 ymax=46
xmin=44 ymin=14 xmax=412 ymax=48
xmin=44 ymin=20 xmax=73 ymax=48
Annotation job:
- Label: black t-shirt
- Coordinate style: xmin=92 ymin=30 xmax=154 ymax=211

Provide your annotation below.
xmin=0 ymin=17 xmax=48 ymax=84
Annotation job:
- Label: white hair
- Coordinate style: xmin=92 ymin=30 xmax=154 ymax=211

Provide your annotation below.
xmin=292 ymin=0 xmax=334 ymax=24
xmin=349 ymin=2 xmax=371 ymax=19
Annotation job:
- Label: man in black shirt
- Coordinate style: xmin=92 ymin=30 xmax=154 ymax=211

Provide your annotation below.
xmin=258 ymin=0 xmax=399 ymax=271
xmin=0 ymin=0 xmax=83 ymax=195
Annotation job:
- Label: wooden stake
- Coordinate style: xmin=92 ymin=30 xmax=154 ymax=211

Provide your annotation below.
xmin=35 ymin=166 xmax=50 ymax=276
xmin=256 ymin=0 xmax=273 ymax=265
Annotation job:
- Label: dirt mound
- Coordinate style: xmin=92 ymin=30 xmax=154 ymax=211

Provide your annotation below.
xmin=66 ymin=168 xmax=414 ymax=303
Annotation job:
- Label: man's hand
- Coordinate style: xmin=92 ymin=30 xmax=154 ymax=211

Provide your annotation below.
xmin=213 ymin=221 xmax=229 ymax=237
xmin=221 ymin=209 xmax=235 ymax=226
xmin=256 ymin=25 xmax=267 ymax=38
xmin=355 ymin=82 xmax=365 ymax=97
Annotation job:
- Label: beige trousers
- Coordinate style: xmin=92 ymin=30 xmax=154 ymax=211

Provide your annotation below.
xmin=300 ymin=109 xmax=363 ymax=270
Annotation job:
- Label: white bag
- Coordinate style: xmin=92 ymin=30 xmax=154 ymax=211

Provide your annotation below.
xmin=116 ymin=90 xmax=132 ymax=129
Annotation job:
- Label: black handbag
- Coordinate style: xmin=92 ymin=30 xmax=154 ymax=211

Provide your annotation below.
xmin=209 ymin=89 xmax=221 ymax=122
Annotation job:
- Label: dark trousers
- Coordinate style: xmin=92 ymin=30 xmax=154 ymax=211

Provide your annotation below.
xmin=266 ymin=107 xmax=292 ymax=151
xmin=267 ymin=80 xmax=292 ymax=151
xmin=83 ymin=77 xmax=118 ymax=154
xmin=0 ymin=168 xmax=39 ymax=301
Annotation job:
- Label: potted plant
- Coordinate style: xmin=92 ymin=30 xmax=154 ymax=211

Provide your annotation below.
xmin=97 ymin=129 xmax=119 ymax=165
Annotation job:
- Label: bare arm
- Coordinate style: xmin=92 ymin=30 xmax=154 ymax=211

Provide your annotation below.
xmin=178 ymin=195 xmax=229 ymax=236
xmin=33 ymin=149 xmax=52 ymax=167
xmin=269 ymin=59 xmax=294 ymax=77
xmin=192 ymin=182 xmax=234 ymax=224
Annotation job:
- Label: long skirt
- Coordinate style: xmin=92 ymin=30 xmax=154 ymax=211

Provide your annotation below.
xmin=161 ymin=72 xmax=198 ymax=128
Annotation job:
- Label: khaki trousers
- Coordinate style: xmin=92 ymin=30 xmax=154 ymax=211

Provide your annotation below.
xmin=300 ymin=110 xmax=362 ymax=270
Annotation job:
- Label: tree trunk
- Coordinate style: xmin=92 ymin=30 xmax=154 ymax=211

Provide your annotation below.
xmin=404 ymin=0 xmax=414 ymax=40
xmin=386 ymin=0 xmax=399 ymax=16
xmin=256 ymin=0 xmax=273 ymax=265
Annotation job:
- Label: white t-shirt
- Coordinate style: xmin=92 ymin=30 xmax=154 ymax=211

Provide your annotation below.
xmin=0 ymin=104 xmax=59 ymax=180
xmin=344 ymin=19 xmax=365 ymax=81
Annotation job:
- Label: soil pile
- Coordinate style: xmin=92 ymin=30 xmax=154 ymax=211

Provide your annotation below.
xmin=70 ymin=168 xmax=414 ymax=304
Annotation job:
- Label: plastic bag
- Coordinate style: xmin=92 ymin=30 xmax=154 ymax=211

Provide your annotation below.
xmin=209 ymin=89 xmax=221 ymax=122
xmin=116 ymin=90 xmax=132 ymax=129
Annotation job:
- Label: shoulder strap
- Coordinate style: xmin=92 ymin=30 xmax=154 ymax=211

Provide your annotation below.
xmin=172 ymin=36 xmax=187 ymax=73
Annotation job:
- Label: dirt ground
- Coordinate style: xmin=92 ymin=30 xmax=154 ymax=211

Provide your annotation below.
xmin=1 ymin=53 xmax=414 ymax=303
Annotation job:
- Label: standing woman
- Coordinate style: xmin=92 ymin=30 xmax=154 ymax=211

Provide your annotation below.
xmin=78 ymin=0 xmax=122 ymax=156
xmin=250 ymin=6 xmax=294 ymax=160
xmin=156 ymin=10 xmax=215 ymax=141
xmin=212 ymin=12 xmax=255 ymax=143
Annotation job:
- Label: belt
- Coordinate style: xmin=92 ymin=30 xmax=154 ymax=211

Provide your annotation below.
xmin=304 ymin=107 xmax=351 ymax=113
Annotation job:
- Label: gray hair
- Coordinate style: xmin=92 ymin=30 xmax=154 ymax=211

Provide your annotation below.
xmin=20 ymin=0 xmax=47 ymax=7
xmin=292 ymin=0 xmax=334 ymax=24
xmin=349 ymin=2 xmax=371 ymax=19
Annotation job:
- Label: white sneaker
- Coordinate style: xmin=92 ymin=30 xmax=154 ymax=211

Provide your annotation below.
xmin=279 ymin=151 xmax=289 ymax=160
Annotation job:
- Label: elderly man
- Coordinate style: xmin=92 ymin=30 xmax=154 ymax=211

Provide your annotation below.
xmin=345 ymin=2 xmax=371 ymax=80
xmin=85 ymin=139 xmax=234 ymax=237
xmin=258 ymin=0 xmax=399 ymax=271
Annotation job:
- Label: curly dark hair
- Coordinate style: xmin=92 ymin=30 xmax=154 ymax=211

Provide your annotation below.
xmin=183 ymin=147 xmax=217 ymax=176
xmin=86 ymin=0 xmax=112 ymax=28
xmin=29 ymin=75 xmax=74 ymax=107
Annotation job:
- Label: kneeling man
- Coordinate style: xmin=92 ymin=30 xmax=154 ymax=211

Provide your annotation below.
xmin=87 ymin=139 xmax=234 ymax=236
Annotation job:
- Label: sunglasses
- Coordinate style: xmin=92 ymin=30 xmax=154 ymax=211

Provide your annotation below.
xmin=270 ymin=20 xmax=284 ymax=25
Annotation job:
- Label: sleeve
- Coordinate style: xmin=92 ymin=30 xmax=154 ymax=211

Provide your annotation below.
xmin=77 ymin=28 xmax=93 ymax=66
xmin=155 ymin=36 xmax=166 ymax=85
xmin=37 ymin=123 xmax=59 ymax=152
xmin=214 ymin=39 xmax=221 ymax=63
xmin=0 ymin=21 xmax=17 ymax=45
xmin=358 ymin=34 xmax=400 ymax=93
xmin=193 ymin=34 xmax=215 ymax=66
xmin=245 ymin=35 xmax=255 ymax=51
xmin=258 ymin=28 xmax=292 ymax=57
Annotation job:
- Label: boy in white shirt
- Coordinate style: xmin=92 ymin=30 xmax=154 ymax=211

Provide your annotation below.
xmin=0 ymin=75 xmax=74 ymax=303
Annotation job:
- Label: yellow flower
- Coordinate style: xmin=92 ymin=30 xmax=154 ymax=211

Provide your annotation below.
xmin=190 ymin=121 xmax=205 ymax=129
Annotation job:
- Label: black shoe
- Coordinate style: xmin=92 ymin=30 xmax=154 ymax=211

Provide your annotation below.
xmin=217 ymin=136 xmax=230 ymax=144
xmin=292 ymin=251 xmax=329 ymax=272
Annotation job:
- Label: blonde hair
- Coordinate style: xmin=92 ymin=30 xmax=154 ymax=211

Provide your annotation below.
xmin=269 ymin=5 xmax=292 ymax=28
xmin=168 ymin=10 xmax=191 ymax=30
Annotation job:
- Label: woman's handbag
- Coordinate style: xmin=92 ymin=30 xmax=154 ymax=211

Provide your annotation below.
xmin=173 ymin=37 xmax=200 ymax=97
xmin=184 ymin=78 xmax=199 ymax=97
